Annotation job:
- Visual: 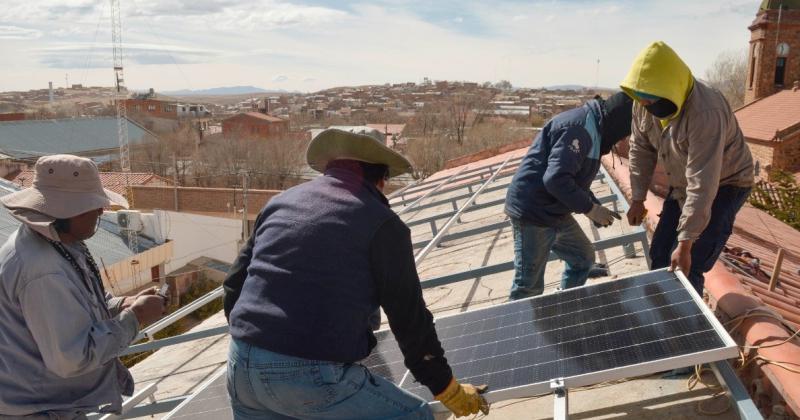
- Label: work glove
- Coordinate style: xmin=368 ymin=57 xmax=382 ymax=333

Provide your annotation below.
xmin=585 ymin=203 xmax=621 ymax=228
xmin=434 ymin=378 xmax=489 ymax=417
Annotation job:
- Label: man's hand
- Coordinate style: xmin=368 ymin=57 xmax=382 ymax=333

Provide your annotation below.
xmin=122 ymin=286 xmax=158 ymax=309
xmin=586 ymin=204 xmax=621 ymax=228
xmin=669 ymin=240 xmax=693 ymax=275
xmin=129 ymin=295 xmax=166 ymax=326
xmin=435 ymin=378 xmax=489 ymax=417
xmin=627 ymin=200 xmax=647 ymax=226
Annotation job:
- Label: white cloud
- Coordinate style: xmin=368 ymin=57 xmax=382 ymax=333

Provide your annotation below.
xmin=272 ymin=75 xmax=289 ymax=82
xmin=0 ymin=0 xmax=762 ymax=93
xmin=0 ymin=25 xmax=42 ymax=40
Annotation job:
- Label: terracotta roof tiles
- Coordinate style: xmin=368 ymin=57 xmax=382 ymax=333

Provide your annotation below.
xmin=736 ymin=89 xmax=800 ymax=142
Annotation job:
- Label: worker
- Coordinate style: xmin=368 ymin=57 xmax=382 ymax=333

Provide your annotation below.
xmin=621 ymin=41 xmax=754 ymax=295
xmin=223 ymin=128 xmax=488 ymax=419
xmin=0 ymin=155 xmax=166 ymax=418
xmin=504 ymin=92 xmax=634 ymax=300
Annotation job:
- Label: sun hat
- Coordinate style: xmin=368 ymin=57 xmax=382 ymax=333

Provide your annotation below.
xmin=0 ymin=154 xmax=129 ymax=219
xmin=306 ymin=128 xmax=413 ymax=178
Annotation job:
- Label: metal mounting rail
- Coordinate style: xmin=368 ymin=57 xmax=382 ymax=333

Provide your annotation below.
xmin=134 ymin=286 xmax=223 ymax=342
xmin=598 ymin=165 xmax=651 ymax=266
xmin=395 ymin=156 xmax=524 ymax=199
xmin=414 ymin=155 xmax=514 ymax=265
xmin=396 ymin=166 xmax=468 ymax=216
xmin=386 ymin=178 xmax=421 ymax=200
xmin=95 ymin=383 xmax=157 ymax=420
xmin=392 ymin=164 xmax=520 ymax=208
xmin=406 ymin=193 xmax=617 ymax=231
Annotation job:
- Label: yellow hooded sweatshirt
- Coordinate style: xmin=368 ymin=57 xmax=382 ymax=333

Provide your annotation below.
xmin=620 ymin=41 xmax=694 ymax=128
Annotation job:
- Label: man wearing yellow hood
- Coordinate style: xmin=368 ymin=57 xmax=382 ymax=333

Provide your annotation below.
xmin=621 ymin=41 xmax=754 ymax=294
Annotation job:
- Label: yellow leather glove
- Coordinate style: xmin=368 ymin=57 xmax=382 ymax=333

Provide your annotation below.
xmin=434 ymin=378 xmax=489 ymax=417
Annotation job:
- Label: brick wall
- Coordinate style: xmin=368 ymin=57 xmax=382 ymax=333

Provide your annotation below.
xmin=125 ymin=98 xmax=178 ymax=120
xmin=747 ymin=140 xmax=776 ymax=174
xmin=775 ymin=132 xmax=800 ymax=172
xmin=222 ymin=114 xmax=290 ymax=140
xmin=745 ymin=9 xmax=800 ymax=104
xmin=131 ymin=185 xmax=281 ymax=216
xmin=0 ymin=113 xmax=25 ymax=122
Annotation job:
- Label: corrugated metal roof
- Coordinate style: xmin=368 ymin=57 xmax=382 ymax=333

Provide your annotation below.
xmin=0 ymin=117 xmax=152 ymax=160
xmin=0 ymin=179 xmax=157 ymax=265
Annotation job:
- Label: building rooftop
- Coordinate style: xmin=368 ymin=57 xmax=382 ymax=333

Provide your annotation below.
xmin=0 ymin=116 xmax=153 ymax=160
xmin=736 ymin=88 xmax=800 ymax=142
xmin=236 ymin=112 xmax=286 ymax=123
xmin=9 ymin=170 xmax=171 ymax=197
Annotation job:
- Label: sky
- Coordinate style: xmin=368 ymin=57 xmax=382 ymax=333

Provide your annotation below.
xmin=0 ymin=0 xmax=761 ymax=93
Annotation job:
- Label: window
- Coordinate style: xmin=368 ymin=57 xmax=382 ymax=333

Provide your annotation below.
xmin=164 ymin=105 xmax=172 ymax=112
xmin=775 ymin=57 xmax=787 ymax=86
xmin=147 ymin=104 xmax=156 ymax=111
xmin=748 ymin=45 xmax=756 ymax=89
xmin=133 ymin=104 xmax=140 ymax=112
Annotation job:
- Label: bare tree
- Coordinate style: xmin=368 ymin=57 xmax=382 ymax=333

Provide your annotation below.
xmin=705 ymin=49 xmax=748 ymax=109
xmin=442 ymin=93 xmax=490 ymax=145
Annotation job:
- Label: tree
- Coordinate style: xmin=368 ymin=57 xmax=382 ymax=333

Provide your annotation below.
xmin=705 ymin=49 xmax=748 ymax=109
xmin=442 ymin=92 xmax=490 ymax=145
xmin=494 ymin=80 xmax=513 ymax=91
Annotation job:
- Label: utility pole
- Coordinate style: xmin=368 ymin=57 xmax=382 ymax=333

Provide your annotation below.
xmin=241 ymin=172 xmax=250 ymax=240
xmin=173 ymin=153 xmax=179 ymax=211
xmin=110 ymin=0 xmax=137 ymax=252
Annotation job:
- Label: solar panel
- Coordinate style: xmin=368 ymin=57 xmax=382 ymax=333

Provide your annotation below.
xmin=391 ymin=269 xmax=738 ymax=403
xmin=165 ymin=269 xmax=737 ymax=418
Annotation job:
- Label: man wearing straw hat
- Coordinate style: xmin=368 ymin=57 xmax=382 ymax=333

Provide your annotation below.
xmin=224 ymin=128 xmax=488 ymax=419
xmin=0 ymin=155 xmax=166 ymax=419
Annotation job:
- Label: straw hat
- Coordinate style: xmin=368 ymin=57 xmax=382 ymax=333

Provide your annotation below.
xmin=1 ymin=154 xmax=129 ymax=219
xmin=306 ymin=128 xmax=413 ymax=178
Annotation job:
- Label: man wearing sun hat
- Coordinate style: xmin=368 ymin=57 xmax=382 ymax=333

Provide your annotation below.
xmin=620 ymin=41 xmax=754 ymax=295
xmin=223 ymin=128 xmax=488 ymax=419
xmin=0 ymin=154 xmax=166 ymax=419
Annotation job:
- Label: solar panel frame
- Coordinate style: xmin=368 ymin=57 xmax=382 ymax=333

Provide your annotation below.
xmin=378 ymin=268 xmax=738 ymax=410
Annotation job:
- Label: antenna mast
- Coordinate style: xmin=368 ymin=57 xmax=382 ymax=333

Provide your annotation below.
xmin=110 ymin=0 xmax=138 ymax=252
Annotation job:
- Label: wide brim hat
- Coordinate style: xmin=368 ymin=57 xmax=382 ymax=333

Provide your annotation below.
xmin=0 ymin=154 xmax=129 ymax=219
xmin=306 ymin=128 xmax=413 ymax=178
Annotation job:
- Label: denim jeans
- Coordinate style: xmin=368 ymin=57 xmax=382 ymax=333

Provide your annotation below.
xmin=509 ymin=215 xmax=595 ymax=300
xmin=650 ymin=186 xmax=751 ymax=294
xmin=227 ymin=338 xmax=434 ymax=420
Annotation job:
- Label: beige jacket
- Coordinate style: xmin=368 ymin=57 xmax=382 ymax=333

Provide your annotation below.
xmin=629 ymin=80 xmax=754 ymax=241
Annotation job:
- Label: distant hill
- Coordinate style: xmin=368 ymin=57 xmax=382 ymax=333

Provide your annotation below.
xmin=162 ymin=86 xmax=274 ymax=96
xmin=543 ymin=84 xmax=616 ymax=92
xmin=544 ymin=84 xmax=588 ymax=91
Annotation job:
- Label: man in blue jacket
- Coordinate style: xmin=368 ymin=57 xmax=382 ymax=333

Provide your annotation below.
xmin=505 ymin=93 xmax=633 ymax=300
xmin=224 ymin=128 xmax=487 ymax=419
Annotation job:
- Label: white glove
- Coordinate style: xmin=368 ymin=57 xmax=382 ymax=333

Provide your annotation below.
xmin=586 ymin=204 xmax=621 ymax=227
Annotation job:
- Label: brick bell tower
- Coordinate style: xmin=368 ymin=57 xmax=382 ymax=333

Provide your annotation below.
xmin=745 ymin=0 xmax=800 ymax=105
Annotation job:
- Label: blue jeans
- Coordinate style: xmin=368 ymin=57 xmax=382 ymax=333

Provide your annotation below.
xmin=650 ymin=186 xmax=751 ymax=294
xmin=227 ymin=338 xmax=434 ymax=420
xmin=509 ymin=216 xmax=595 ymax=300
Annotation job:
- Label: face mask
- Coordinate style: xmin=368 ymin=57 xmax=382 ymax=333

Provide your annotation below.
xmin=644 ymin=98 xmax=677 ymax=119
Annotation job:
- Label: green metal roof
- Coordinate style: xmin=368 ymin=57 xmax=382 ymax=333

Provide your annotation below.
xmin=0 ymin=117 xmax=151 ymax=160
xmin=761 ymin=0 xmax=800 ymax=10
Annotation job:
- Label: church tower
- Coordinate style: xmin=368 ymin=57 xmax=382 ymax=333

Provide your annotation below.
xmin=744 ymin=0 xmax=800 ymax=104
